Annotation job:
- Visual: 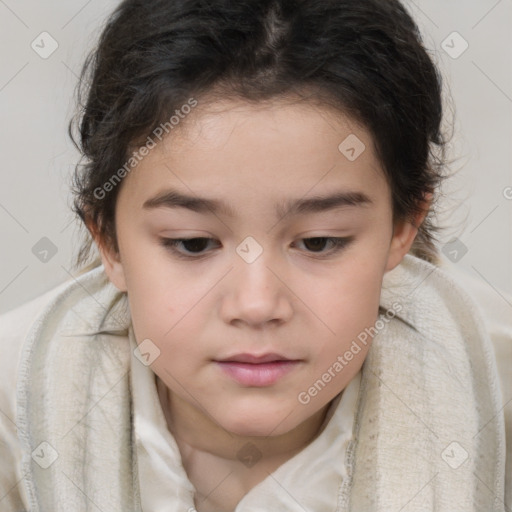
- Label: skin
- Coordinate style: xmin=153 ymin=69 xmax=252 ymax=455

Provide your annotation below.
xmin=93 ymin=97 xmax=429 ymax=512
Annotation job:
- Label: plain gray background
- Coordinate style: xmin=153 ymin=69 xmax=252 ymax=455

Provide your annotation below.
xmin=0 ymin=0 xmax=511 ymax=314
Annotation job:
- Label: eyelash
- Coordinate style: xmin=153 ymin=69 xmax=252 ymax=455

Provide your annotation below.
xmin=158 ymin=236 xmax=354 ymax=260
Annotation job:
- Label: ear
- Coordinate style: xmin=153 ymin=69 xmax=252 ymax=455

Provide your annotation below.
xmin=385 ymin=193 xmax=432 ymax=272
xmin=87 ymin=220 xmax=128 ymax=292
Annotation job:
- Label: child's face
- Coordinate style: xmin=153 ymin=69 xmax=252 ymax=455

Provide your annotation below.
xmin=98 ymin=98 xmax=420 ymax=437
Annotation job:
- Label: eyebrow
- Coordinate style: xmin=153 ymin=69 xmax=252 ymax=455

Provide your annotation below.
xmin=142 ymin=188 xmax=373 ymax=218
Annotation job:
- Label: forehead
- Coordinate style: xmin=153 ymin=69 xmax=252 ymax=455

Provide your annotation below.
xmin=119 ymin=98 xmax=387 ymax=210
xmin=164 ymin=97 xmax=369 ymax=158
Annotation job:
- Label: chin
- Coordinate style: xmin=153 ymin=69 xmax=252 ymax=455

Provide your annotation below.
xmin=215 ymin=405 xmax=301 ymax=438
xmin=225 ymin=421 xmax=289 ymax=438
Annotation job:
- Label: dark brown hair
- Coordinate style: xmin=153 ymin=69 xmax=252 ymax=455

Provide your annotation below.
xmin=69 ymin=0 xmax=453 ymax=272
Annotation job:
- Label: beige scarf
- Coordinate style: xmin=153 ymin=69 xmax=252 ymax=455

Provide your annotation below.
xmin=16 ymin=254 xmax=506 ymax=510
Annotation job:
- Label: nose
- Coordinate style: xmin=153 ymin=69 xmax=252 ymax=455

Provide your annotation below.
xmin=219 ymin=249 xmax=293 ymax=329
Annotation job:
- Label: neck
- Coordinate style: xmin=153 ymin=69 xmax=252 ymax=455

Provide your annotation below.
xmin=155 ymin=375 xmax=335 ymax=512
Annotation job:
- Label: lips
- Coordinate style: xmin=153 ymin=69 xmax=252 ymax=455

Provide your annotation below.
xmin=214 ymin=353 xmax=302 ymax=387
xmin=217 ymin=352 xmax=293 ymax=364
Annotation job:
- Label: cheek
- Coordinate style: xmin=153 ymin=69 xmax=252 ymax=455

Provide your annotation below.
xmin=312 ymin=253 xmax=386 ymax=362
xmin=119 ymin=238 xmax=197 ymax=331
xmin=324 ymin=251 xmax=385 ymax=318
xmin=127 ymin=280 xmax=197 ymax=345
xmin=123 ymin=265 xmax=214 ymax=375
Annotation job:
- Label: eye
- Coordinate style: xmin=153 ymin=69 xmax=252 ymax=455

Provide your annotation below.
xmin=159 ymin=236 xmax=353 ymax=260
xmin=294 ymin=237 xmax=354 ymax=256
xmin=159 ymin=237 xmax=220 ymax=258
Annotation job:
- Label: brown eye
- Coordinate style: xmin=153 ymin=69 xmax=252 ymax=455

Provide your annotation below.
xmin=159 ymin=236 xmax=353 ymax=260
xmin=302 ymin=237 xmax=330 ymax=252
xmin=159 ymin=237 xmax=220 ymax=258
xmin=295 ymin=237 xmax=354 ymax=256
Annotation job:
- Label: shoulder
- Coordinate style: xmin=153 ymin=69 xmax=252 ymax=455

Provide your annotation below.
xmin=435 ymin=256 xmax=512 ymax=356
xmin=0 ymin=264 xmax=108 ymax=409
xmin=436 ymin=255 xmax=512 ymax=506
xmin=0 ymin=266 xmax=111 ymax=508
xmin=0 ymin=279 xmax=73 ymax=510
xmin=435 ymin=255 xmax=512 ymax=385
xmin=0 ymin=280 xmax=72 ymax=366
xmin=437 ymin=257 xmax=511 ymax=330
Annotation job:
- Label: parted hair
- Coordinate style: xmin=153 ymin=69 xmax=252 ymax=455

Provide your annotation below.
xmin=69 ymin=0 xmax=452 ymax=272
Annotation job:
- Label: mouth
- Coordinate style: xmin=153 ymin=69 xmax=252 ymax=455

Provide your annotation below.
xmin=214 ymin=353 xmax=302 ymax=387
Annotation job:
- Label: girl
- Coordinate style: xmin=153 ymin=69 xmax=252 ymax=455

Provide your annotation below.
xmin=1 ymin=0 xmax=510 ymax=510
